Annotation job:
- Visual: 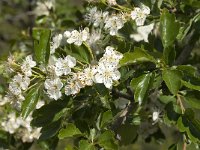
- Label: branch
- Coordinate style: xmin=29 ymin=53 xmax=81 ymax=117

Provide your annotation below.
xmin=111 ymin=89 xmax=133 ymax=100
xmin=111 ymin=89 xmax=135 ymax=131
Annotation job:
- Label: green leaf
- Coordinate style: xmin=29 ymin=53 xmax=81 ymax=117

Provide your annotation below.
xmin=181 ymin=80 xmax=200 ymax=91
xmin=97 ymin=131 xmax=118 ymax=150
xmin=100 ymin=110 xmax=113 ymax=128
xmin=177 ymin=109 xmax=200 ymax=143
xmin=162 ymin=69 xmax=182 ymax=95
xmin=22 ymin=85 xmax=41 ymax=119
xmin=32 ymin=99 xmax=69 ymax=127
xmin=159 ymin=95 xmax=176 ymax=104
xmin=79 ymin=140 xmax=96 ymax=150
xmin=131 ymin=73 xmax=153 ymax=105
xmin=33 ymin=28 xmax=51 ymax=64
xmin=116 ymin=124 xmax=138 ymax=145
xmin=160 ymin=9 xmax=180 ymax=48
xmin=120 ymin=47 xmax=156 ymax=66
xmin=184 ymin=91 xmax=200 ymax=109
xmin=177 ymin=13 xmax=200 ymax=41
xmin=177 ymin=65 xmax=197 ymax=77
xmin=168 ymin=144 xmax=178 ymax=150
xmin=165 ymin=102 xmax=181 ymax=122
xmin=58 ymin=123 xmax=82 ymax=139
xmin=39 ymin=119 xmax=61 ymax=140
xmin=163 ymin=46 xmax=176 ymax=65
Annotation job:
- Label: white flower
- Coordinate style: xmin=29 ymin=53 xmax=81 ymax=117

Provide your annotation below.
xmin=87 ymin=29 xmax=102 ymax=47
xmin=104 ymin=14 xmax=125 ymax=36
xmin=65 ymin=74 xmax=84 ymax=95
xmin=9 ymin=74 xmax=30 ymax=95
xmin=46 ymin=56 xmax=57 ymax=76
xmin=44 ymin=78 xmax=63 ymax=100
xmin=107 ymin=0 xmax=117 ymax=5
xmin=131 ymin=4 xmax=150 ymax=26
xmin=34 ymin=0 xmax=55 ymax=16
xmin=94 ymin=62 xmax=121 ymax=89
xmin=85 ymin=7 xmax=108 ymax=27
xmin=152 ymin=111 xmax=160 ymax=122
xmin=1 ymin=113 xmax=21 ymax=134
xmin=130 ymin=23 xmax=154 ymax=42
xmin=66 ymin=28 xmax=89 ymax=46
xmin=50 ymin=34 xmax=63 ymax=54
xmin=21 ymin=55 xmax=36 ymax=77
xmin=0 ymin=95 xmax=10 ymax=106
xmin=78 ymin=66 xmax=97 ymax=86
xmin=55 ymin=55 xmax=76 ymax=76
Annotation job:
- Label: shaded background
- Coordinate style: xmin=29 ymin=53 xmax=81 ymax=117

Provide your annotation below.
xmin=0 ymin=0 xmax=199 ymax=150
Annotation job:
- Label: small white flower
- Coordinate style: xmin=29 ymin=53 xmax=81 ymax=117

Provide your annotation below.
xmin=131 ymin=4 xmax=150 ymax=26
xmin=78 ymin=66 xmax=97 ymax=86
xmin=50 ymin=34 xmax=63 ymax=54
xmin=55 ymin=55 xmax=76 ymax=76
xmin=21 ymin=55 xmax=36 ymax=77
xmin=34 ymin=0 xmax=55 ymax=16
xmin=65 ymin=74 xmax=84 ymax=95
xmin=44 ymin=78 xmax=63 ymax=100
xmin=94 ymin=62 xmax=121 ymax=89
xmin=66 ymin=28 xmax=89 ymax=46
xmin=107 ymin=0 xmax=117 ymax=5
xmin=9 ymin=74 xmax=30 ymax=95
xmin=85 ymin=7 xmax=108 ymax=27
xmin=104 ymin=14 xmax=125 ymax=36
xmin=152 ymin=111 xmax=159 ymax=122
xmin=130 ymin=23 xmax=154 ymax=42
xmin=100 ymin=46 xmax=123 ymax=67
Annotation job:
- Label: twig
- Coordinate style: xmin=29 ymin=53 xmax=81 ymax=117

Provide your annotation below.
xmin=111 ymin=89 xmax=133 ymax=100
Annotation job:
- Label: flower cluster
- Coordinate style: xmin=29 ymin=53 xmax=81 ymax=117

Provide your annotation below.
xmin=8 ymin=55 xmax=36 ymax=106
xmin=131 ymin=4 xmax=150 ymax=26
xmin=44 ymin=46 xmax=122 ymax=100
xmin=85 ymin=7 xmax=126 ymax=36
xmin=1 ymin=101 xmax=44 ymax=142
xmin=64 ymin=27 xmax=90 ymax=46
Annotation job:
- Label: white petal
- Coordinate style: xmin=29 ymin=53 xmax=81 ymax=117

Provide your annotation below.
xmin=94 ymin=73 xmax=104 ymax=83
xmin=112 ymin=70 xmax=121 ymax=81
xmin=103 ymin=77 xmax=113 ymax=89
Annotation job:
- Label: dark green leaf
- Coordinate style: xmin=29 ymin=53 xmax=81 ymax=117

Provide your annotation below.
xmin=177 ymin=109 xmax=200 ymax=143
xmin=58 ymin=123 xmax=82 ymax=139
xmin=120 ymin=47 xmax=156 ymax=66
xmin=32 ymin=99 xmax=69 ymax=127
xmin=181 ymin=80 xmax=200 ymax=91
xmin=162 ymin=69 xmax=182 ymax=95
xmin=184 ymin=91 xmax=200 ymax=109
xmin=33 ymin=28 xmax=51 ymax=64
xmin=117 ymin=124 xmax=138 ymax=145
xmin=131 ymin=73 xmax=153 ymax=105
xmin=160 ymin=9 xmax=180 ymax=48
xmin=22 ymin=85 xmax=41 ymax=119
xmin=39 ymin=119 xmax=61 ymax=140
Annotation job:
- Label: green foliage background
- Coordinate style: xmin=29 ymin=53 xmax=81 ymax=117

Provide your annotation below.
xmin=0 ymin=0 xmax=200 ymax=150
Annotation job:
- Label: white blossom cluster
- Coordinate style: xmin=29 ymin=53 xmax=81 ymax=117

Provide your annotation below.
xmin=130 ymin=4 xmax=150 ymax=26
xmin=50 ymin=28 xmax=91 ymax=54
xmin=85 ymin=4 xmax=150 ymax=36
xmin=34 ymin=0 xmax=55 ymax=16
xmin=1 ymin=101 xmax=44 ymax=142
xmin=44 ymin=46 xmax=123 ymax=100
xmin=8 ymin=55 xmax=36 ymax=106
xmin=85 ymin=7 xmax=126 ymax=36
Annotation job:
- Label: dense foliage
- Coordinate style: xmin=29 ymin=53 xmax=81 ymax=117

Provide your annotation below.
xmin=0 ymin=0 xmax=200 ymax=149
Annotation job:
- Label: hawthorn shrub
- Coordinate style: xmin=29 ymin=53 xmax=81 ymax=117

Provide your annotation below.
xmin=0 ymin=0 xmax=200 ymax=149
